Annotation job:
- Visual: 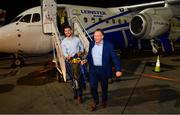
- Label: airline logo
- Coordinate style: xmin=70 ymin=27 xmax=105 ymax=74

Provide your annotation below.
xmin=71 ymin=9 xmax=107 ymax=17
xmin=81 ymin=10 xmax=106 ymax=17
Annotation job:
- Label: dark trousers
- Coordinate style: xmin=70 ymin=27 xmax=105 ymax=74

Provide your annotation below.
xmin=89 ymin=66 xmax=108 ymax=104
xmin=71 ymin=63 xmax=83 ymax=97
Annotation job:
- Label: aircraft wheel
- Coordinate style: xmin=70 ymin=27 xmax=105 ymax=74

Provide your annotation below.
xmin=15 ymin=59 xmax=21 ymax=66
xmin=12 ymin=58 xmax=24 ymax=68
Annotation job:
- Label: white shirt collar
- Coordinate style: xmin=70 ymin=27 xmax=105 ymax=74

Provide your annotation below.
xmin=95 ymin=40 xmax=103 ymax=45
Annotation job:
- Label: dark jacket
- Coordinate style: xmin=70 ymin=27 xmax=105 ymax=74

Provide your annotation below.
xmin=87 ymin=40 xmax=121 ymax=78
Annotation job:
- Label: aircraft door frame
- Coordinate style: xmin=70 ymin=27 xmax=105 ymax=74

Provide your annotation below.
xmin=57 ymin=7 xmax=69 ymax=34
xmin=65 ymin=7 xmax=78 ymax=27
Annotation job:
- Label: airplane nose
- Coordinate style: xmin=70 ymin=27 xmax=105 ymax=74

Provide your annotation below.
xmin=0 ymin=23 xmax=18 ymax=53
xmin=0 ymin=24 xmax=13 ymax=40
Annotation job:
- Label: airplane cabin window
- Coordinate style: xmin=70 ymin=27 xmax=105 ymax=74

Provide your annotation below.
xmin=11 ymin=16 xmax=23 ymax=23
xmin=112 ymin=19 xmax=116 ymax=24
xmin=124 ymin=20 xmax=127 ymax=23
xmin=32 ymin=13 xmax=40 ymax=23
xmin=84 ymin=17 xmax=88 ymax=23
xmin=118 ymin=19 xmax=121 ymax=24
xmin=20 ymin=14 xmax=31 ymax=23
xmin=99 ymin=18 xmax=102 ymax=22
xmin=91 ymin=18 xmax=95 ymax=23
xmin=106 ymin=20 xmax=109 ymax=23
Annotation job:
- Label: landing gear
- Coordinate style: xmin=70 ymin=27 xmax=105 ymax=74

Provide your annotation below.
xmin=11 ymin=57 xmax=24 ymax=68
xmin=150 ymin=39 xmax=162 ymax=55
xmin=11 ymin=51 xmax=25 ymax=68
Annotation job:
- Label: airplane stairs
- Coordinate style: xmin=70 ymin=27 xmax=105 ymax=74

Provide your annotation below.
xmin=51 ymin=17 xmax=92 ymax=82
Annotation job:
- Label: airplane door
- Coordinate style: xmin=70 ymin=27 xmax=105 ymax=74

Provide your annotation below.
xmin=41 ymin=0 xmax=57 ymax=34
xmin=57 ymin=7 xmax=69 ymax=34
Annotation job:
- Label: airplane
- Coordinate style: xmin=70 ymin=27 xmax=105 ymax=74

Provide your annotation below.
xmin=129 ymin=0 xmax=180 ymax=55
xmin=0 ymin=0 xmax=166 ymax=68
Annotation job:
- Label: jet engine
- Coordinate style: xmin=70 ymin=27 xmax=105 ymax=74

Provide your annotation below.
xmin=129 ymin=5 xmax=179 ymax=39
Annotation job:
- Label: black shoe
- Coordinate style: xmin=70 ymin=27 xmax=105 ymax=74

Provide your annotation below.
xmin=90 ymin=101 xmax=98 ymax=111
xmin=77 ymin=96 xmax=83 ymax=104
xmin=108 ymin=78 xmax=113 ymax=84
xmin=74 ymin=95 xmax=77 ymax=99
xmin=101 ymin=101 xmax=107 ymax=108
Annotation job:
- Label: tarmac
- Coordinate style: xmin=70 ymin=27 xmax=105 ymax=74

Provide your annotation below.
xmin=0 ymin=51 xmax=180 ymax=114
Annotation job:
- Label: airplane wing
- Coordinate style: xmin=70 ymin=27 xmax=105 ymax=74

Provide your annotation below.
xmin=108 ymin=1 xmax=165 ymax=13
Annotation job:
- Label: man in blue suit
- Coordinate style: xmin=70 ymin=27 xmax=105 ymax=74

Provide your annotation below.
xmin=83 ymin=29 xmax=122 ymax=111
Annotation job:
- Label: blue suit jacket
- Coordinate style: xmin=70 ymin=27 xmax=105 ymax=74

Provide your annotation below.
xmin=87 ymin=40 xmax=121 ymax=78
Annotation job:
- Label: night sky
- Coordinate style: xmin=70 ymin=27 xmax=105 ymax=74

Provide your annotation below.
xmin=1 ymin=0 xmax=162 ymax=24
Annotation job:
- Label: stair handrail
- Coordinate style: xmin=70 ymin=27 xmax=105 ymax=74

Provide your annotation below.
xmin=51 ymin=21 xmax=67 ymax=82
xmin=72 ymin=16 xmax=93 ymax=41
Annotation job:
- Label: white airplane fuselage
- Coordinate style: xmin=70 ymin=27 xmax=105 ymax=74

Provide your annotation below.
xmin=1 ymin=1 xmax=174 ymax=56
xmin=0 ymin=7 xmax=52 ymax=54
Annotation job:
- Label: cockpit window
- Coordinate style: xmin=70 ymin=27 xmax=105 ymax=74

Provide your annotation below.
xmin=20 ymin=14 xmax=31 ymax=23
xmin=32 ymin=13 xmax=40 ymax=23
xmin=11 ymin=16 xmax=23 ymax=23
